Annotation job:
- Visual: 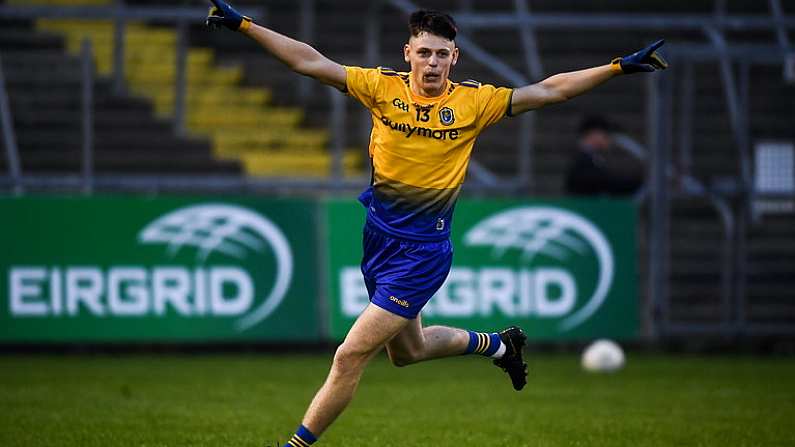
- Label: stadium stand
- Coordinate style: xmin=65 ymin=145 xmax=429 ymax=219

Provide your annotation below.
xmin=1 ymin=0 xmax=793 ymax=331
xmin=0 ymin=7 xmax=240 ymax=174
xmin=1 ymin=0 xmax=362 ymax=177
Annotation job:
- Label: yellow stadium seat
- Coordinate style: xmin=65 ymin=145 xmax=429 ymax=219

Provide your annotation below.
xmin=34 ymin=15 xmax=362 ymax=178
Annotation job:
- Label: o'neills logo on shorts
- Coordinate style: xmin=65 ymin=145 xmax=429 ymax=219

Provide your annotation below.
xmin=389 ymin=296 xmax=410 ymax=308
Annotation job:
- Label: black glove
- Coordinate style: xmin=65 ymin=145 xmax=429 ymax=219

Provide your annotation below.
xmin=206 ymin=0 xmax=252 ymax=32
xmin=612 ymin=40 xmax=668 ymax=74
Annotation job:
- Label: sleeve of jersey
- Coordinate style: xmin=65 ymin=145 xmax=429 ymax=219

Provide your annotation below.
xmin=476 ymin=84 xmax=514 ymax=130
xmin=344 ymin=66 xmax=381 ymax=110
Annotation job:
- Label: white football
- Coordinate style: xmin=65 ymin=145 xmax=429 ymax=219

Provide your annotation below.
xmin=581 ymin=339 xmax=625 ymax=372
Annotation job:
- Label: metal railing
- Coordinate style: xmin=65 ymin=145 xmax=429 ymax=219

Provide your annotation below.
xmin=649 ymin=43 xmax=795 ymax=336
xmin=451 ymin=12 xmax=795 ymax=30
xmin=81 ymin=38 xmax=94 ymax=194
xmin=0 ymin=52 xmax=21 ymax=196
xmin=614 ymin=130 xmax=738 ymax=337
xmin=769 ymin=0 xmax=795 ymax=82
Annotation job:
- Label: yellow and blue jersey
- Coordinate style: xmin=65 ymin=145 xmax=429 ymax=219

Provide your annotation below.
xmin=345 ymin=66 xmax=513 ymax=241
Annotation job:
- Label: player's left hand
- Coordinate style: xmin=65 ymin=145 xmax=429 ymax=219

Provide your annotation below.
xmin=612 ymin=40 xmax=668 ymax=74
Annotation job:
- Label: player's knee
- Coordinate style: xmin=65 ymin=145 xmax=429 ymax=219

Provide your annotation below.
xmin=333 ymin=344 xmax=370 ymax=375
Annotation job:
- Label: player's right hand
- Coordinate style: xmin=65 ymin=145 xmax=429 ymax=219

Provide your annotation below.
xmin=206 ymin=0 xmax=252 ymax=32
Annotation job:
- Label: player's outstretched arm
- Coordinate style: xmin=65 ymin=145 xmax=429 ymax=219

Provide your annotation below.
xmin=206 ymin=0 xmax=346 ymax=90
xmin=510 ymin=40 xmax=667 ymax=115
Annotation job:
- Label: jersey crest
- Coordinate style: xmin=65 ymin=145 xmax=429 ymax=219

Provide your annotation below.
xmin=439 ymin=106 xmax=455 ymax=126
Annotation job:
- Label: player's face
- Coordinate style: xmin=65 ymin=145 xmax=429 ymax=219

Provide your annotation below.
xmin=581 ymin=129 xmax=612 ymax=151
xmin=404 ymin=32 xmax=459 ymax=96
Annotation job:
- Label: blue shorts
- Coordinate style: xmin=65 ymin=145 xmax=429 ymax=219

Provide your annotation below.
xmin=360 ymin=224 xmax=453 ymax=319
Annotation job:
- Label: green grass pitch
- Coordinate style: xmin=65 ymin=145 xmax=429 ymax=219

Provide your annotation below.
xmin=1 ymin=353 xmax=794 ymax=446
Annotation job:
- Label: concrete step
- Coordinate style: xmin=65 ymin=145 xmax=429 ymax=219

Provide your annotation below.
xmin=18 ymin=150 xmax=240 ymax=174
xmin=16 ymin=131 xmax=210 ymax=153
xmin=12 ymin=109 xmax=171 ymax=130
xmin=0 ymin=29 xmax=65 ymax=51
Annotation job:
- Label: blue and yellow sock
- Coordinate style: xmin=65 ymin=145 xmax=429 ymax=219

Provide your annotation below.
xmin=464 ymin=331 xmax=506 ymax=358
xmin=284 ymin=425 xmax=317 ymax=447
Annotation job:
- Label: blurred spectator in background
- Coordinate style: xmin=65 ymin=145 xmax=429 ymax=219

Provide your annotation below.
xmin=564 ymin=115 xmax=644 ymax=196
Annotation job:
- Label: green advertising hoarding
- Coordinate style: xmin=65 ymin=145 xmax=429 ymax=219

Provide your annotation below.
xmin=1 ymin=196 xmax=639 ymax=343
xmin=0 ymin=197 xmax=319 ymax=342
xmin=327 ymin=198 xmax=639 ymax=341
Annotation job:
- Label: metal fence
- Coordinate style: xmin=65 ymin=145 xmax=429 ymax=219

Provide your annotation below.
xmin=649 ymin=44 xmax=795 ymax=337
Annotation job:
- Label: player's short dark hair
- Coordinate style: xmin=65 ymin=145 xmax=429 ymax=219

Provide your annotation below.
xmin=408 ymin=10 xmax=457 ymax=41
xmin=578 ymin=115 xmax=615 ymax=136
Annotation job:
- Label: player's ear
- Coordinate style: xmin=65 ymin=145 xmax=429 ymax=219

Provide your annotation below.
xmin=404 ymin=43 xmax=411 ymax=63
xmin=452 ymin=47 xmax=459 ymax=66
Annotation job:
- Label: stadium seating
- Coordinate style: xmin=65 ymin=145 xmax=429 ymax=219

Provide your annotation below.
xmin=2 ymin=0 xmax=361 ymax=177
xmin=38 ymin=16 xmax=361 ymax=177
xmin=0 ymin=4 xmax=239 ymax=175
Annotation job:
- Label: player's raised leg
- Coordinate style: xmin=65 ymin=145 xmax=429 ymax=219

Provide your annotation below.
xmin=385 ymin=316 xmax=529 ymax=391
xmin=385 ymin=314 xmax=468 ymax=364
xmin=282 ymin=303 xmax=410 ymax=447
